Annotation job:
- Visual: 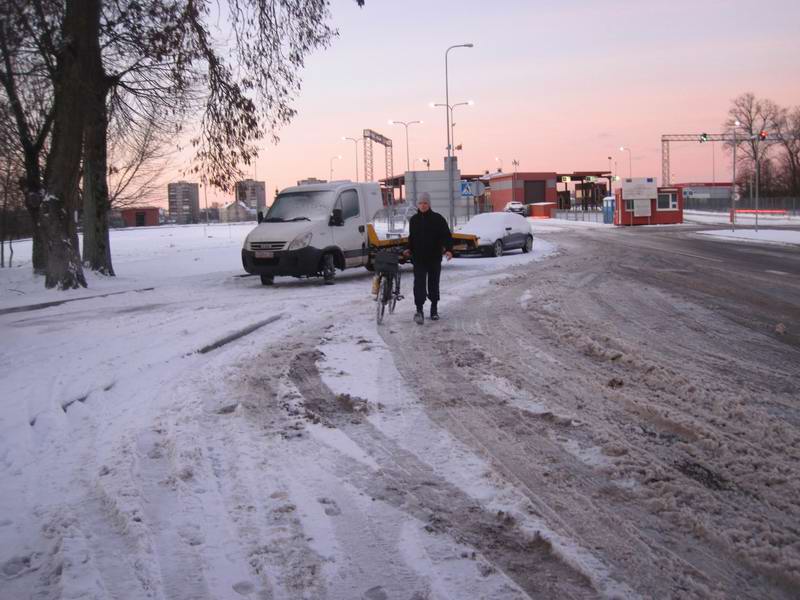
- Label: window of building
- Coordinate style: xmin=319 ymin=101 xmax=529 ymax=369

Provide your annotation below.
xmin=657 ymin=193 xmax=678 ymax=211
xmin=624 ymin=199 xmax=634 ymax=212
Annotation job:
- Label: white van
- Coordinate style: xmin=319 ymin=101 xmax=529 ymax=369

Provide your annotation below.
xmin=241 ymin=181 xmax=385 ymax=285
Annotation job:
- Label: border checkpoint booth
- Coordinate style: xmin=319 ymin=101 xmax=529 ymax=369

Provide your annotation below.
xmin=614 ymin=177 xmax=684 ymax=226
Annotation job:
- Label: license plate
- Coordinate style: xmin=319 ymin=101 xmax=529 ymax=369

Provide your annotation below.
xmin=254 ymin=250 xmax=274 ymax=258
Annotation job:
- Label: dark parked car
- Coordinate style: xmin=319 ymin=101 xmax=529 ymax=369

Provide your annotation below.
xmin=455 ymin=212 xmax=534 ymax=257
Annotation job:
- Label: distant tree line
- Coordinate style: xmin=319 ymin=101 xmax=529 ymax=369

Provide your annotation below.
xmin=0 ymin=0 xmax=364 ymax=288
xmin=725 ymin=93 xmax=800 ymax=199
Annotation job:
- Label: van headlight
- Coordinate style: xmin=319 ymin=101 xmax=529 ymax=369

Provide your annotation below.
xmin=287 ymin=231 xmax=312 ymax=251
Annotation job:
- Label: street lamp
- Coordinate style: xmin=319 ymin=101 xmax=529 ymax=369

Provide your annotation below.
xmin=418 ymin=158 xmax=431 ymax=171
xmin=494 ymin=157 xmax=503 ymax=172
xmin=341 ymin=136 xmax=360 ymax=182
xmin=329 ymin=155 xmax=341 ymax=181
xmin=619 ymin=146 xmax=632 ymax=178
xmin=388 ymin=120 xmax=422 ymax=173
xmin=431 ymin=100 xmax=473 ymax=160
xmin=445 ymin=42 xmax=474 ymax=228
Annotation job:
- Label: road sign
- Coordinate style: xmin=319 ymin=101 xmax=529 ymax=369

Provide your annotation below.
xmin=460 ymin=181 xmax=471 ymax=197
xmin=622 ymin=177 xmax=658 ymax=200
xmin=561 ymin=176 xmax=571 ymax=183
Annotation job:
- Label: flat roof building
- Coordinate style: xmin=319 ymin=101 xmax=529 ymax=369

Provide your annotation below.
xmin=235 ymin=179 xmax=267 ymax=211
xmin=167 ymin=181 xmax=200 ymax=224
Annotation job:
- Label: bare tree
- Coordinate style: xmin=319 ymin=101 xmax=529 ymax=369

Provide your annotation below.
xmin=723 ymin=93 xmax=781 ymax=187
xmin=0 ymin=1 xmax=58 ymax=274
xmin=5 ymin=0 xmax=365 ymax=288
xmin=106 ymin=104 xmax=178 ymax=209
xmin=774 ymin=106 xmax=800 ymax=197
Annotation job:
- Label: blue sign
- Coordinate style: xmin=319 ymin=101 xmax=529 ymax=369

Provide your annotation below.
xmin=460 ymin=181 xmax=472 ymax=197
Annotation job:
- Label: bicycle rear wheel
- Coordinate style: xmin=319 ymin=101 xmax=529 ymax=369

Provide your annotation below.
xmin=376 ymin=276 xmax=388 ymax=324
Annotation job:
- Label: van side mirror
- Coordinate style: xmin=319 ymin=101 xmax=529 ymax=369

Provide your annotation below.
xmin=329 ymin=208 xmax=344 ymax=226
xmin=257 ymin=211 xmax=263 ymax=223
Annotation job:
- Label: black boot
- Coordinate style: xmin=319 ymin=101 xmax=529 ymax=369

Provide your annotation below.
xmin=430 ymin=302 xmax=439 ymax=321
xmin=414 ymin=307 xmax=424 ymax=325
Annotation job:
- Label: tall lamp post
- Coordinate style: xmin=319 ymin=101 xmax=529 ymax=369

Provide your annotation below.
xmin=341 ymin=137 xmax=360 ymax=182
xmin=418 ymin=158 xmax=430 ymax=171
xmin=388 ymin=120 xmax=422 ymax=173
xmin=619 ymin=146 xmax=632 ymax=178
xmin=432 ymin=100 xmax=474 ymax=176
xmin=329 ymin=155 xmax=341 ymax=181
xmin=731 ymin=120 xmax=741 ymax=232
xmin=494 ymin=157 xmax=504 ymax=172
xmin=432 ymin=100 xmax=473 ymax=148
xmin=445 ymin=43 xmax=474 ymax=228
xmin=607 ymin=156 xmax=613 ymax=195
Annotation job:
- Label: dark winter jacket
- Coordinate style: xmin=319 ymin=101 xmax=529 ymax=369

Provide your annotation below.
xmin=408 ymin=208 xmax=453 ymax=264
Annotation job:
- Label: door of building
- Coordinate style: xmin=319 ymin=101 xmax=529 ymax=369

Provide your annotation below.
xmin=135 ymin=211 xmax=146 ymax=226
xmin=524 ymin=180 xmax=545 ymax=204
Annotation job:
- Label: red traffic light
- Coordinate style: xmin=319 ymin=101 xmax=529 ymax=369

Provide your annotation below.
xmin=759 ymin=130 xmax=768 ymax=140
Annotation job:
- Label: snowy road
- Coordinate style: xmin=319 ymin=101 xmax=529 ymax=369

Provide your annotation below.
xmin=1 ymin=222 xmax=798 ymax=599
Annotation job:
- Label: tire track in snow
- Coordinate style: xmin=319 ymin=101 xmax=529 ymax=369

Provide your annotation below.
xmin=288 ymin=348 xmax=598 ymax=600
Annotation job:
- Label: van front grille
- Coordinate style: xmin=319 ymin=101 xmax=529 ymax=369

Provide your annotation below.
xmin=250 ymin=241 xmax=286 ymax=251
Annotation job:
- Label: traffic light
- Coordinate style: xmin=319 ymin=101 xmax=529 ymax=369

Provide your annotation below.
xmin=759 ymin=130 xmax=768 ymax=141
xmin=699 ymin=133 xmax=708 ymax=143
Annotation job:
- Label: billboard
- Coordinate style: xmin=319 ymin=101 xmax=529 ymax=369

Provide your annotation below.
xmin=622 ymin=177 xmax=658 ymax=200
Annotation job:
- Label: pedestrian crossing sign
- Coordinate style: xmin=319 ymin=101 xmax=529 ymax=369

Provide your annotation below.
xmin=461 ymin=181 xmax=472 ymax=197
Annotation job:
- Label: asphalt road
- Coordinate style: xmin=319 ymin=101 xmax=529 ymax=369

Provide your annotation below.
xmin=382 ymin=225 xmax=800 ymax=598
xmin=570 ymin=225 xmax=800 ymax=348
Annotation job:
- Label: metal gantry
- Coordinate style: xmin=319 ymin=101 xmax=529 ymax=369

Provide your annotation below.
xmin=660 ymin=133 xmax=760 ymax=185
xmin=362 ymin=128 xmax=393 ymax=182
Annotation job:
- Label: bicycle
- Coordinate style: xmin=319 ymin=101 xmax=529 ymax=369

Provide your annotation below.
xmin=373 ymin=250 xmax=405 ymax=325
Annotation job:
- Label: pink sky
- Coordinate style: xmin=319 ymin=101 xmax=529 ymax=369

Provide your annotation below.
xmin=172 ymin=0 xmax=800 ymax=207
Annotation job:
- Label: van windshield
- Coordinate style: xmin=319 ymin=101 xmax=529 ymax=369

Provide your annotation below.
xmin=265 ymin=191 xmax=334 ymax=222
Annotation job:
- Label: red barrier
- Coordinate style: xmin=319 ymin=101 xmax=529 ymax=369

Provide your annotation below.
xmin=730 ymin=209 xmax=788 ymax=222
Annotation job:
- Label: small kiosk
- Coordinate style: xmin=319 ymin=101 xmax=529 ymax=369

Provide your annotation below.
xmin=614 ymin=177 xmax=683 ymax=226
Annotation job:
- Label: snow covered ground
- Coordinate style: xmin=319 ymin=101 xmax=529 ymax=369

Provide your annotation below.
xmin=4 ymin=218 xmax=798 ymax=599
xmin=1 ymin=222 xmax=562 ymax=600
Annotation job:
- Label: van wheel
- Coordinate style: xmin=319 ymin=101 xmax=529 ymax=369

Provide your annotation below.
xmin=260 ymin=274 xmax=274 ymax=286
xmin=322 ymin=253 xmax=336 ymax=285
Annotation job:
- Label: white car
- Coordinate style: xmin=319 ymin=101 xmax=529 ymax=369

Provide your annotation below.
xmin=503 ymin=201 xmax=527 ymax=216
xmin=456 ymin=212 xmax=533 ymax=257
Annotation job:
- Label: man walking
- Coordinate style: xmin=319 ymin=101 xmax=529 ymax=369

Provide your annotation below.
xmin=404 ymin=193 xmax=453 ymax=324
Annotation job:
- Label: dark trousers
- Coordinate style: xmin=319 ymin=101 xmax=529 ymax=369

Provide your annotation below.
xmin=413 ymin=261 xmax=441 ymax=310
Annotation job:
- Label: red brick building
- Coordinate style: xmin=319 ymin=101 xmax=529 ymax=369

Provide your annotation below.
xmin=487 ymin=172 xmax=559 ymax=212
xmin=614 ymin=185 xmax=684 ymax=226
xmin=121 ymin=206 xmax=160 ymax=227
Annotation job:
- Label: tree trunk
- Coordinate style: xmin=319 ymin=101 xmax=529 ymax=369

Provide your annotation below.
xmin=22 ymin=176 xmax=47 ymax=274
xmin=81 ymin=84 xmax=114 ymax=275
xmin=81 ymin=0 xmax=114 ymax=277
xmin=41 ymin=0 xmax=97 ymax=289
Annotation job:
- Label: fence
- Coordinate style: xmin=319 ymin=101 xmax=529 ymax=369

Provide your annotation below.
xmin=684 ymin=195 xmax=799 ymax=215
xmin=554 ymin=208 xmax=604 ymax=223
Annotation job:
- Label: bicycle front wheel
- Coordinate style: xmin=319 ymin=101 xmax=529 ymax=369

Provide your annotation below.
xmin=376 ymin=276 xmax=388 ymax=324
xmin=388 ymin=271 xmax=399 ymax=314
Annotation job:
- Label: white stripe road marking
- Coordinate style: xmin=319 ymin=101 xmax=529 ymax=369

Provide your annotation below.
xmin=765 ymin=270 xmax=790 ymax=276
